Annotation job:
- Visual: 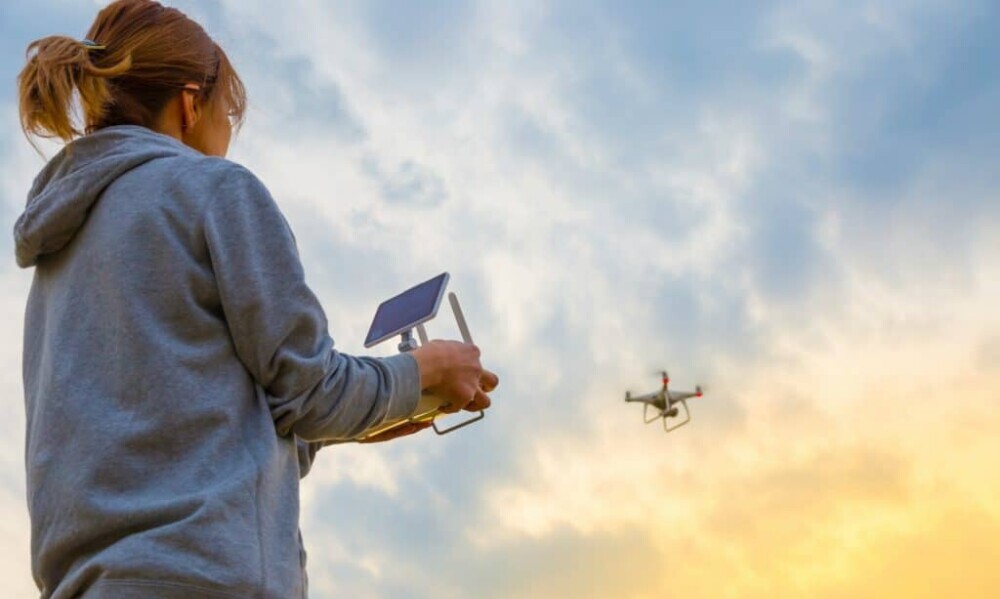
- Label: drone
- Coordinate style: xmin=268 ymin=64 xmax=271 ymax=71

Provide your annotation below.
xmin=625 ymin=371 xmax=704 ymax=432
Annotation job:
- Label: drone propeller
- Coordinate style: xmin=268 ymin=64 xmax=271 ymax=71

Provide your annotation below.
xmin=659 ymin=370 xmax=669 ymax=388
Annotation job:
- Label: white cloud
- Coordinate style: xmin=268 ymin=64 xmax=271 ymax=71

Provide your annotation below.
xmin=0 ymin=107 xmax=53 ymax=599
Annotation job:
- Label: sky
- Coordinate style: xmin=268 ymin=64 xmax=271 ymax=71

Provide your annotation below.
xmin=1 ymin=0 xmax=998 ymax=597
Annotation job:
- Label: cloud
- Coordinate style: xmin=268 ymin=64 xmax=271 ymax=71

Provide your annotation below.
xmin=0 ymin=110 xmax=37 ymax=596
xmin=362 ymin=156 xmax=448 ymax=208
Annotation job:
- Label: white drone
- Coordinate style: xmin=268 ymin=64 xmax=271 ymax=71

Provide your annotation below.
xmin=625 ymin=371 xmax=704 ymax=432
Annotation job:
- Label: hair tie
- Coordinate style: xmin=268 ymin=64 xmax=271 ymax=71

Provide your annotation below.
xmin=81 ymin=39 xmax=106 ymax=52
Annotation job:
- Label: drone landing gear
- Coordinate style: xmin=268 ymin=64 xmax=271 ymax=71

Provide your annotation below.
xmin=643 ymin=401 xmax=691 ymax=432
xmin=663 ymin=401 xmax=690 ymax=432
xmin=643 ymin=403 xmax=660 ymax=424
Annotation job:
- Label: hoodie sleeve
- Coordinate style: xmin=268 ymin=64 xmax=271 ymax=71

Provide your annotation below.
xmin=201 ymin=163 xmax=420 ymax=442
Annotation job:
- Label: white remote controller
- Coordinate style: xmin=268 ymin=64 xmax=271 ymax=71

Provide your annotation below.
xmin=355 ymin=291 xmax=485 ymax=441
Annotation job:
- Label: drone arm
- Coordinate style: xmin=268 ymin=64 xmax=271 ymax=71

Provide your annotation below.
xmin=667 ymin=391 xmax=698 ymax=404
xmin=627 ymin=391 xmax=658 ymax=404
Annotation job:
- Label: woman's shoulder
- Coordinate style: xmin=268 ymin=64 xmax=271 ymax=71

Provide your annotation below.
xmin=169 ymin=153 xmax=274 ymax=205
xmin=174 ymin=153 xmax=262 ymax=187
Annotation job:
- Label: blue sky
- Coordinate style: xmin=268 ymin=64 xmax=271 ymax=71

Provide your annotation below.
xmin=1 ymin=1 xmax=998 ymax=597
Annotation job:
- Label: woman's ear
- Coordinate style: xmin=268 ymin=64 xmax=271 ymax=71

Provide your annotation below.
xmin=180 ymin=85 xmax=201 ymax=132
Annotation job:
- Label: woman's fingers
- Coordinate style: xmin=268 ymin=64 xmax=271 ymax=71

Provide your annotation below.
xmin=449 ymin=370 xmax=497 ymax=413
xmin=465 ymin=388 xmax=491 ymax=412
xmin=421 ymin=341 xmax=499 ymax=415
xmin=359 ymin=347 xmax=498 ymax=443
xmin=480 ymin=370 xmax=499 ymax=393
xmin=439 ymin=384 xmax=490 ymax=414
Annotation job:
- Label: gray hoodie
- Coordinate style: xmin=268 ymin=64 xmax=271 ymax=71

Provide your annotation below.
xmin=15 ymin=125 xmax=420 ymax=599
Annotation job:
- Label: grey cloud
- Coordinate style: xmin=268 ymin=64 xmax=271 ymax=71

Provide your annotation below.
xmin=277 ymin=201 xmax=399 ymax=314
xmin=536 ymin=0 xmax=803 ymax=167
xmin=824 ymin=2 xmax=1000 ymax=204
xmin=271 ymin=56 xmax=367 ymax=143
xmin=741 ymin=193 xmax=838 ymax=302
xmin=239 ymin=51 xmax=367 ymax=144
xmin=174 ymin=0 xmax=367 ymax=143
xmin=305 ymin=495 xmax=664 ymax=599
xmin=362 ymin=157 xmax=448 ymax=208
xmin=354 ymin=0 xmax=473 ymax=53
xmin=0 ymin=2 xmax=97 ymax=86
xmin=651 ymin=273 xmax=763 ymax=364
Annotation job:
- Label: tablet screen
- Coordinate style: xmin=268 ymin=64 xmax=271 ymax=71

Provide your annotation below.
xmin=364 ymin=272 xmax=449 ymax=348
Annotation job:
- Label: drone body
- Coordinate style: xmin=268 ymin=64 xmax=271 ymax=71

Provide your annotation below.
xmin=625 ymin=371 xmax=703 ymax=432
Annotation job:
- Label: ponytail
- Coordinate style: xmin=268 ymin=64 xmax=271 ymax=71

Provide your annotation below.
xmin=18 ymin=36 xmax=131 ymax=143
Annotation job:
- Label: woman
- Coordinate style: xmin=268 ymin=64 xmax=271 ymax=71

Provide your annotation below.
xmin=15 ymin=1 xmax=498 ymax=597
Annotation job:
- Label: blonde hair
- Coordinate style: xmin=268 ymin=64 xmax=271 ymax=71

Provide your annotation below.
xmin=18 ymin=0 xmax=246 ymax=144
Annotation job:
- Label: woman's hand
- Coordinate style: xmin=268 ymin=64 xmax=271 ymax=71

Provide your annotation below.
xmin=410 ymin=340 xmax=500 ymax=413
xmin=362 ymin=341 xmax=499 ymax=444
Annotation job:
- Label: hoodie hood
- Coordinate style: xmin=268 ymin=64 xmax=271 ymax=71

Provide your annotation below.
xmin=14 ymin=125 xmax=193 ymax=268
